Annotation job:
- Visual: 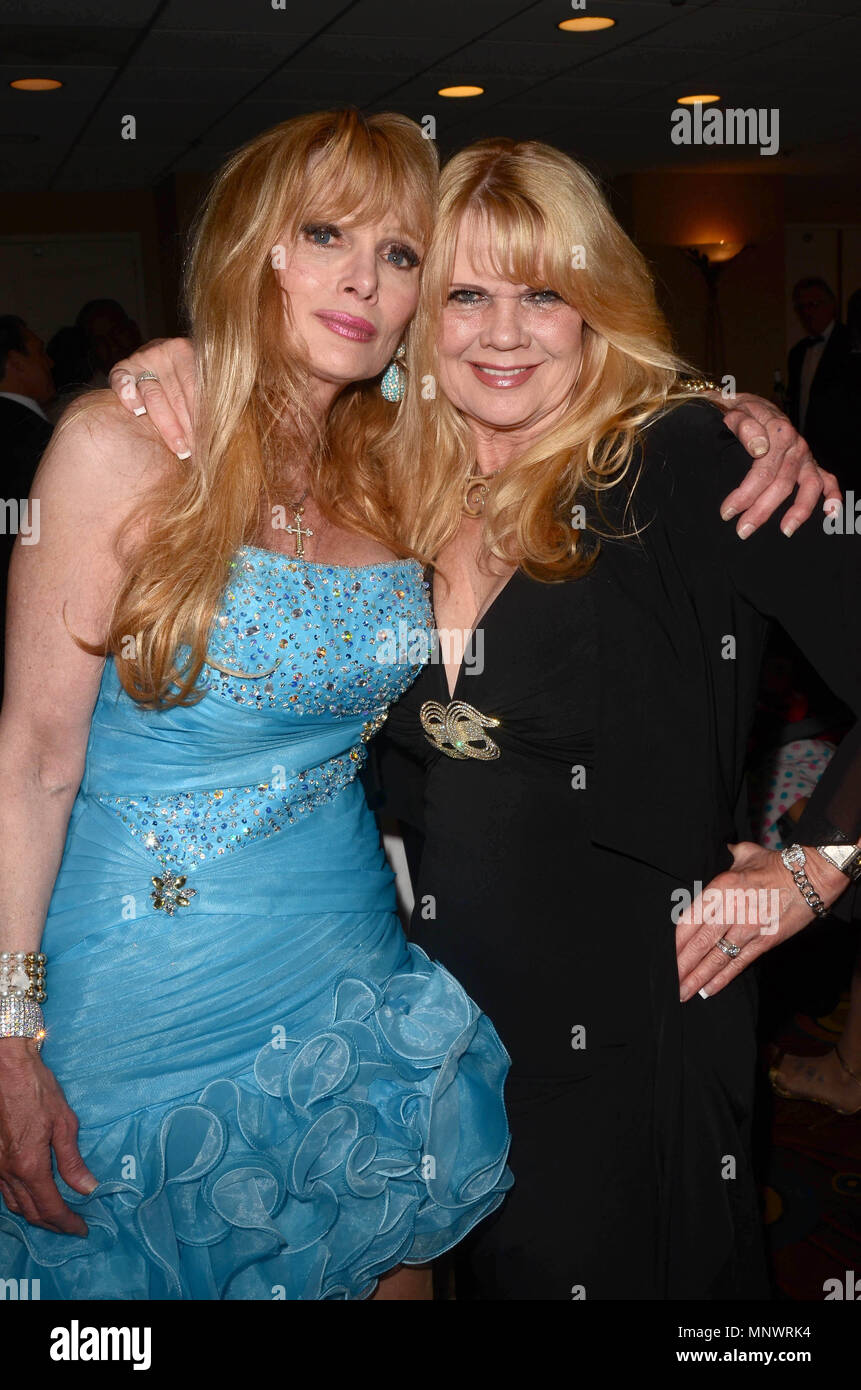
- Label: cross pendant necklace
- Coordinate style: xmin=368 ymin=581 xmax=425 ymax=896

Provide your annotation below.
xmin=286 ymin=490 xmax=313 ymax=558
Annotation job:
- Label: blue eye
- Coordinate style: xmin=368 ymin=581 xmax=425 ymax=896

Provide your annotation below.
xmin=303 ymin=224 xmax=339 ymax=246
xmin=448 ymin=289 xmax=484 ymax=305
xmin=386 ymin=243 xmax=420 ymax=269
xmin=527 ymin=289 xmax=562 ymax=305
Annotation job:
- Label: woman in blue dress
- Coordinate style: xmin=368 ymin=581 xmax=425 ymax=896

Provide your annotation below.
xmin=0 ymin=109 xmax=513 ymax=1300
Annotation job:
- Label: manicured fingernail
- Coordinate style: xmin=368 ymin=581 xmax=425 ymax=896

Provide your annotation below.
xmin=738 ymin=522 xmax=755 ymax=539
xmin=781 ymin=521 xmax=796 ymax=537
xmin=133 ymin=406 xmax=147 ymax=416
xmin=824 ymin=498 xmax=842 ymax=517
xmin=750 ymin=438 xmax=769 ymax=457
xmin=698 ymin=987 xmax=710 ymax=999
xmin=721 ymin=505 xmax=737 ymax=521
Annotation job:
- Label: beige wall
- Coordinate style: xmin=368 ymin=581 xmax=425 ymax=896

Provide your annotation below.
xmin=0 ymin=190 xmax=166 ymax=339
xmin=612 ymin=171 xmax=861 ymax=398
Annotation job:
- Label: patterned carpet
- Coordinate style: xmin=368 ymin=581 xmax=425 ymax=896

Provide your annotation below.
xmin=759 ymin=977 xmax=861 ymax=1300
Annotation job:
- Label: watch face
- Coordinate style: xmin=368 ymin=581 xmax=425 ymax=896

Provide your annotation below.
xmin=818 ymin=844 xmax=861 ymax=878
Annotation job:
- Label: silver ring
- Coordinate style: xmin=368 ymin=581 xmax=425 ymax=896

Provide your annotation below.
xmin=135 ymin=370 xmax=160 ymax=385
xmin=715 ymin=936 xmax=742 ymax=960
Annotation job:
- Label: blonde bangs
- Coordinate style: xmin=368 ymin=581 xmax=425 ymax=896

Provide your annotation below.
xmin=302 ymin=120 xmax=435 ymax=250
xmin=454 ymin=203 xmax=576 ymax=308
xmin=433 ymin=146 xmax=592 ymax=313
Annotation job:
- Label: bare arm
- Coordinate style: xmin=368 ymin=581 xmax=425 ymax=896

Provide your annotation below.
xmin=109 ymin=345 xmax=840 ymax=541
xmin=0 ymin=393 xmax=172 ymax=1233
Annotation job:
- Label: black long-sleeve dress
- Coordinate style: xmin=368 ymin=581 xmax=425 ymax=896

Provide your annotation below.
xmin=369 ymin=399 xmax=861 ymax=1300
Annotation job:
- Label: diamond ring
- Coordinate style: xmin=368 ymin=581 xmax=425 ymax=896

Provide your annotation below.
xmin=715 ymin=936 xmax=742 ymax=960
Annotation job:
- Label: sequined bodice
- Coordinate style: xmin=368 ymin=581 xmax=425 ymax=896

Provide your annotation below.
xmin=82 ymin=546 xmax=433 ymax=873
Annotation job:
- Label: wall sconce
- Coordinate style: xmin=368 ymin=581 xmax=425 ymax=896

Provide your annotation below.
xmin=681 ymin=241 xmax=750 ymax=374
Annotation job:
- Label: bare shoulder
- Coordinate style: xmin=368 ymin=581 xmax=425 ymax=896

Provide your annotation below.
xmin=32 ymin=389 xmax=182 ymax=551
xmin=40 ymin=389 xmax=179 ymax=502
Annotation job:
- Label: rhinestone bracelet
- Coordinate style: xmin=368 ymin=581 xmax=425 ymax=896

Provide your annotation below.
xmin=780 ymin=844 xmax=829 ymax=919
xmin=0 ymin=997 xmax=46 ymax=1050
xmin=0 ymin=950 xmax=47 ymax=1003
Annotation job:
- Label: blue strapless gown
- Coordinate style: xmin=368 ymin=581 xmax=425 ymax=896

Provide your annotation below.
xmin=0 ymin=547 xmax=512 ymax=1299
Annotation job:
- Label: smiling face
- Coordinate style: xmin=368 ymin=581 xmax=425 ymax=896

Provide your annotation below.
xmin=273 ymin=213 xmax=423 ymax=406
xmin=436 ymin=214 xmax=585 ymax=457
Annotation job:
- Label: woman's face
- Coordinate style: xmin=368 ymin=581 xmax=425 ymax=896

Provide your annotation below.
xmin=273 ymin=212 xmax=423 ymax=403
xmin=437 ymin=216 xmax=585 ymax=442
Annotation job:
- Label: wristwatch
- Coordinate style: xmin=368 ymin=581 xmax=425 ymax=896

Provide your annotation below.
xmin=815 ymin=842 xmax=861 ymax=881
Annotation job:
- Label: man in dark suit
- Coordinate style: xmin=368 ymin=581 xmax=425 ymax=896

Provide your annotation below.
xmin=787 ymin=278 xmax=856 ymax=483
xmin=0 ymin=315 xmax=56 ymax=694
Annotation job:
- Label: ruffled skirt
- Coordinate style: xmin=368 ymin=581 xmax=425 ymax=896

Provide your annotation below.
xmin=0 ymin=793 xmax=512 ymax=1299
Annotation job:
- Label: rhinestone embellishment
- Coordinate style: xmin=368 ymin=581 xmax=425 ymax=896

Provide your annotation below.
xmin=419 ymin=699 xmax=501 ymax=761
xmin=100 ymin=548 xmax=434 ymax=875
xmin=151 ymin=869 xmax=197 ymax=914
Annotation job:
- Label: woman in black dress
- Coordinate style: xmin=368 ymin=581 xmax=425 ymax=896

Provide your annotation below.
xmin=370 ymin=138 xmax=860 ymax=1300
xmin=107 ymin=132 xmax=853 ymax=1301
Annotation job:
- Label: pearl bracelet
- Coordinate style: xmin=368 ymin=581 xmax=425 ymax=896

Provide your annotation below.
xmin=0 ymin=950 xmax=47 ymax=1003
xmin=0 ymin=952 xmax=47 ymax=1051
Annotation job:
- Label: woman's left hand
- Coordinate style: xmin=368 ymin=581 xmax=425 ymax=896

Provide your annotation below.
xmin=676 ymin=840 xmax=849 ymax=1001
xmin=705 ymin=391 xmax=841 ymax=538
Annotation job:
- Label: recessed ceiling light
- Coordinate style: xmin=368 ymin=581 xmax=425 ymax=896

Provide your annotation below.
xmin=677 ymin=93 xmax=720 ymax=105
xmin=10 ymin=78 xmax=63 ymax=91
xmin=558 ymin=16 xmax=615 ymax=31
xmin=438 ymin=85 xmax=484 ymax=98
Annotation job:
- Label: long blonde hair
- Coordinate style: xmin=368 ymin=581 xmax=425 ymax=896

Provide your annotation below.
xmin=101 ymin=108 xmax=437 ymax=707
xmin=388 ymin=137 xmax=696 ymax=579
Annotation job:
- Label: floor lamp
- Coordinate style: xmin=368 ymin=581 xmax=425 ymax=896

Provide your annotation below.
xmin=682 ymin=241 xmax=748 ymax=377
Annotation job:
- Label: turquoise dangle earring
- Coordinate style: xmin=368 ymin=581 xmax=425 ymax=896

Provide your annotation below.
xmin=380 ymin=343 xmax=406 ymax=402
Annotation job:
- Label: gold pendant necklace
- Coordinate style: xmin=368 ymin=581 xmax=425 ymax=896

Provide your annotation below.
xmin=286 ymin=490 xmax=313 ymax=557
xmin=462 ymin=466 xmax=503 ymax=519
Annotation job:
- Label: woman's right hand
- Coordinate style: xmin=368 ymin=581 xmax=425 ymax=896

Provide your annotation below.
xmin=0 ymin=1043 xmax=98 ymax=1236
xmin=108 ymin=337 xmax=197 ymax=459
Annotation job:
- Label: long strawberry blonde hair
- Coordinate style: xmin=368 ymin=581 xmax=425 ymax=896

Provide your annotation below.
xmin=92 ymin=108 xmax=437 ymax=707
xmin=388 ymin=137 xmax=697 ymax=579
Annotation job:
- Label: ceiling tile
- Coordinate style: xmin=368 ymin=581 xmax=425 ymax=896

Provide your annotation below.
xmin=127 ymin=28 xmax=310 ymax=70
xmin=158 ymin=0 xmax=331 ymax=33
xmin=1 ymin=0 xmax=158 ymax=23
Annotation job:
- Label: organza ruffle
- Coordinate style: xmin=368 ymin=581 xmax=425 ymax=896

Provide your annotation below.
xmin=0 ymin=945 xmax=512 ymax=1300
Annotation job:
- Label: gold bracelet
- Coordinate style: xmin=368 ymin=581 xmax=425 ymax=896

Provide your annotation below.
xmin=678 ymin=375 xmax=719 ymax=393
